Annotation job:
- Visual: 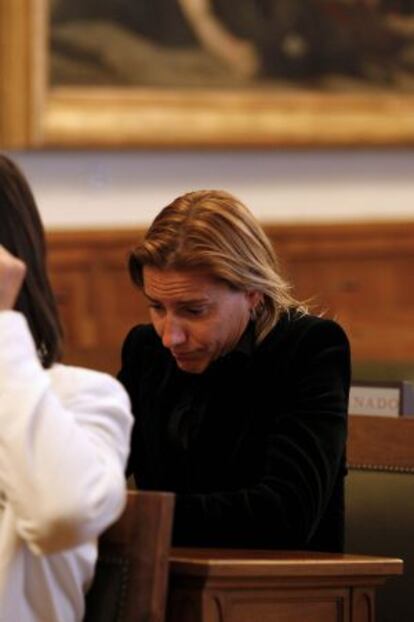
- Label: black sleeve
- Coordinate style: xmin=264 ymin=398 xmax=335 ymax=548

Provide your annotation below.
xmin=117 ymin=326 xmax=143 ymax=478
xmin=173 ymin=319 xmax=350 ymax=549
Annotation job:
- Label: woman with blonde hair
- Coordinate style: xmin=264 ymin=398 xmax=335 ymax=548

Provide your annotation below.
xmin=119 ymin=189 xmax=350 ymax=551
xmin=0 ymin=154 xmax=132 ymax=622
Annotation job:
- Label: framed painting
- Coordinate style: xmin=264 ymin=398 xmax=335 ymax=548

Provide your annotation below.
xmin=2 ymin=0 xmax=414 ymax=149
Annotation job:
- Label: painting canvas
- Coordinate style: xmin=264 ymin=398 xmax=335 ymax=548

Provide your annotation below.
xmin=2 ymin=0 xmax=414 ymax=148
xmin=51 ymin=0 xmax=414 ymax=92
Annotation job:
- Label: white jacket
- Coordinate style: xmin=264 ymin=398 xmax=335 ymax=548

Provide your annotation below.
xmin=0 ymin=311 xmax=133 ymax=622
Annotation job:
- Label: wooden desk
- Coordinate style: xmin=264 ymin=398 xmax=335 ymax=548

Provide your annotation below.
xmin=167 ymin=549 xmax=402 ymax=622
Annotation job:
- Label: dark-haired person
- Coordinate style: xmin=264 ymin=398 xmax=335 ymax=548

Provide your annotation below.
xmin=118 ymin=189 xmax=351 ymax=552
xmin=0 ymin=154 xmax=132 ymax=622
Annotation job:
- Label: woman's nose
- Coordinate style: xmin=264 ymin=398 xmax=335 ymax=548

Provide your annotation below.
xmin=161 ymin=315 xmax=186 ymax=349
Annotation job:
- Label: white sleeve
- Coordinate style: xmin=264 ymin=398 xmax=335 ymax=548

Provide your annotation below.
xmin=0 ymin=311 xmax=133 ymax=555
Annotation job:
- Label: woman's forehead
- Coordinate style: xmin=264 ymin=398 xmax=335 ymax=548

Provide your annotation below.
xmin=143 ymin=266 xmax=225 ymax=301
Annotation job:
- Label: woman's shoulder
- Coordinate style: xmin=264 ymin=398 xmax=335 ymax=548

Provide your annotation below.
xmin=290 ymin=310 xmax=347 ymax=335
xmin=256 ymin=311 xmax=350 ymax=384
xmin=120 ymin=323 xmax=162 ymax=359
xmin=122 ymin=323 xmax=159 ymax=348
xmin=263 ymin=310 xmax=349 ymax=352
xmin=49 ymin=363 xmax=131 ymax=410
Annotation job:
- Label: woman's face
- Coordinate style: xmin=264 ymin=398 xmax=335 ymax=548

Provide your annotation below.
xmin=143 ymin=266 xmax=259 ymax=373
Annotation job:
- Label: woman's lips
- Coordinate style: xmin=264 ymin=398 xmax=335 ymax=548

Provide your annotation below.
xmin=172 ymin=350 xmax=200 ymax=361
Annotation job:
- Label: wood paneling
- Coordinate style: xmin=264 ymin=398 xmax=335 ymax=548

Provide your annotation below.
xmin=47 ymin=230 xmax=147 ymax=372
xmin=46 ymin=221 xmax=414 ymax=374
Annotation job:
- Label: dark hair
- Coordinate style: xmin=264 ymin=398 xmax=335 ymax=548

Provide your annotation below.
xmin=0 ymin=155 xmax=63 ymax=367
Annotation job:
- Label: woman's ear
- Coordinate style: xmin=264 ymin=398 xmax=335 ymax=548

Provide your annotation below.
xmin=246 ymin=290 xmax=263 ymax=314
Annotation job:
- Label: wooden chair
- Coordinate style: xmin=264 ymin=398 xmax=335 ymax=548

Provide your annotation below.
xmin=346 ymin=415 xmax=414 ymax=622
xmin=83 ymin=490 xmax=175 ymax=622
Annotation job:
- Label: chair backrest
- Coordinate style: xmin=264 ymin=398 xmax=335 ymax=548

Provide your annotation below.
xmin=83 ymin=490 xmax=175 ymax=622
xmin=346 ymin=467 xmax=414 ymax=622
xmin=346 ymin=415 xmax=414 ymax=622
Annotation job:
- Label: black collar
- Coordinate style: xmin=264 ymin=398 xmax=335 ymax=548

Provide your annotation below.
xmin=232 ymin=320 xmax=256 ymax=358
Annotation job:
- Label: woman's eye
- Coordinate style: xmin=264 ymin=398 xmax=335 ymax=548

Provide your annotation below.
xmin=148 ymin=303 xmax=164 ymax=312
xmin=185 ymin=307 xmax=205 ymax=316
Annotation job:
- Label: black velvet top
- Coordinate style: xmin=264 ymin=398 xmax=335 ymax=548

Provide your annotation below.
xmin=118 ymin=311 xmax=350 ymax=551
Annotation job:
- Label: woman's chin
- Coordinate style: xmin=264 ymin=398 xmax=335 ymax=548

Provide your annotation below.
xmin=174 ymin=354 xmax=209 ymax=374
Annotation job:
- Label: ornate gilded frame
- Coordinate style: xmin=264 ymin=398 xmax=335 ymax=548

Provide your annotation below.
xmin=2 ymin=0 xmax=414 ymax=149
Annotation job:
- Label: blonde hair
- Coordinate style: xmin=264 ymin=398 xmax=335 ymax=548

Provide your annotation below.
xmin=129 ymin=190 xmax=306 ymax=343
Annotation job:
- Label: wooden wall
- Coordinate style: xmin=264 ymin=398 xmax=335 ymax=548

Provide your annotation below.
xmin=46 ymin=222 xmax=414 ymax=375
